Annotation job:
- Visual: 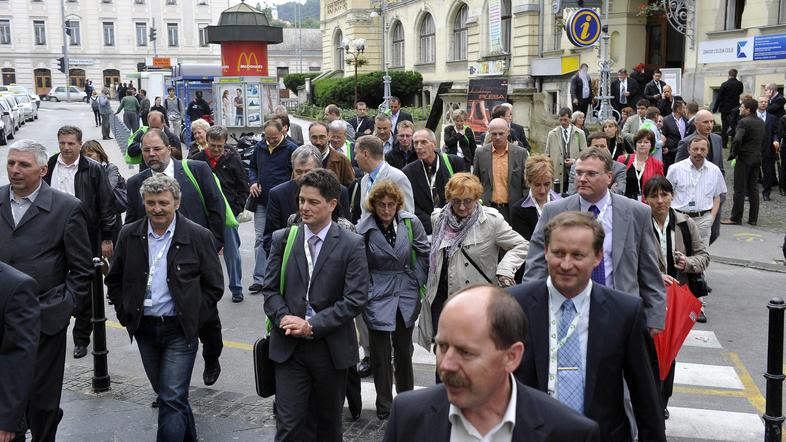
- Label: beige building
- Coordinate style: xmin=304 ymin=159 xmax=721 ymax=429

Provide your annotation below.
xmin=322 ymin=0 xmax=786 ymax=148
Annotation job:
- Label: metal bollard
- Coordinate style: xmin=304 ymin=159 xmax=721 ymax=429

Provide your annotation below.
xmin=91 ymin=257 xmax=111 ymax=392
xmin=764 ymin=297 xmax=786 ymax=441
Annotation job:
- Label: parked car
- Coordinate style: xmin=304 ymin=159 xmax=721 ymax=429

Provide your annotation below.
xmin=47 ymin=86 xmax=86 ymax=102
xmin=0 ymin=120 xmax=7 ymax=146
xmin=7 ymin=94 xmax=38 ymax=121
xmin=0 ymin=85 xmax=40 ymax=109
xmin=0 ymin=98 xmax=15 ymax=142
xmin=0 ymin=96 xmax=22 ymax=129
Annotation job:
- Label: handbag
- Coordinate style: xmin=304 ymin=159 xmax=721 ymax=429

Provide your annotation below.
xmin=677 ymin=222 xmax=709 ymax=298
xmin=253 ymin=336 xmax=275 ymax=397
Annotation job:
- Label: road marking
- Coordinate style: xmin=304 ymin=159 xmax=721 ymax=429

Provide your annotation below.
xmin=665 ymin=407 xmax=764 ymax=440
xmin=683 ymin=330 xmax=722 ymax=348
xmin=106 ymin=320 xmax=253 ymax=351
xmin=727 ymin=351 xmax=766 ymax=414
xmin=734 ymin=232 xmax=764 ymax=242
xmin=672 ymin=385 xmax=747 ymax=398
xmin=674 ymin=362 xmax=744 ymax=390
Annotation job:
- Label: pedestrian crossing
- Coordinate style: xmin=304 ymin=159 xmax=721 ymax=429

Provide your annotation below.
xmin=353 ymin=329 xmax=765 ymax=441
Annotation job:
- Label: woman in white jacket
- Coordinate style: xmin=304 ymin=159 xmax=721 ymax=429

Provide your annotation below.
xmin=417 ymin=172 xmax=529 ymax=350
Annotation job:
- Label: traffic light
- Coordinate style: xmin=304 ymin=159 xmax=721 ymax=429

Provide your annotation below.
xmin=57 ymin=57 xmax=66 ymax=74
xmin=149 ymin=28 xmax=157 ymax=42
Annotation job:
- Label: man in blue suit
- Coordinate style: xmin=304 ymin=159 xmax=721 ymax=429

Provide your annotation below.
xmin=125 ymin=128 xmax=226 ymax=386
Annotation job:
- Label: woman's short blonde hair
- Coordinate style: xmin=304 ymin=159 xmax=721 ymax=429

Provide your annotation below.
xmin=191 ymin=118 xmax=210 ymax=133
xmin=444 ymin=172 xmax=483 ymax=202
xmin=364 ymin=179 xmax=405 ymax=213
xmin=525 ymin=154 xmax=554 ymax=184
xmin=602 ymin=119 xmax=619 ymax=131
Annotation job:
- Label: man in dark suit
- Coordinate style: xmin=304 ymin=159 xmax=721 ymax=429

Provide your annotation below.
xmin=523 ymin=148 xmax=666 ymax=334
xmin=402 ymin=129 xmax=467 ymax=234
xmin=385 ymin=121 xmax=419 ymax=170
xmin=106 ymin=174 xmax=224 ymax=442
xmin=388 ymin=96 xmax=413 ymax=137
xmin=643 ymin=70 xmax=667 ymax=104
xmin=766 ymin=83 xmax=786 ymax=120
xmin=43 ymin=125 xmax=116 ymax=359
xmin=262 ymin=145 xmax=350 ymax=255
xmin=347 ymin=101 xmax=374 ymax=137
xmin=661 ymin=100 xmax=688 ymax=172
xmin=510 ymin=211 xmax=665 ymax=441
xmin=755 ymin=96 xmax=782 ymax=200
xmin=125 ymin=128 xmax=226 ymax=386
xmin=263 ymin=169 xmax=369 ymax=441
xmin=384 ymin=285 xmax=600 ymax=442
xmin=127 ymin=111 xmax=183 ymax=170
xmin=611 ymin=69 xmax=640 ymax=113
xmin=570 ymin=64 xmax=593 ymax=114
xmin=0 ymin=262 xmax=39 ymax=441
xmin=723 ymin=97 xmax=766 ymax=226
xmin=0 ymin=140 xmax=93 ymax=442
xmin=712 ymin=69 xmax=744 ymax=149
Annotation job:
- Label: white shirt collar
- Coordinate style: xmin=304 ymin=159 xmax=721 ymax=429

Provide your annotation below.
xmin=448 ymin=373 xmax=518 ymax=438
xmin=10 ymin=181 xmax=43 ymax=203
xmin=579 ymin=189 xmax=611 ymax=212
xmin=305 ymin=221 xmax=332 ymax=242
xmin=57 ymin=154 xmax=79 ymax=168
xmin=546 ymin=276 xmax=592 ymax=315
xmin=162 ymin=160 xmax=175 ymax=178
xmin=147 ymin=217 xmax=176 ymax=239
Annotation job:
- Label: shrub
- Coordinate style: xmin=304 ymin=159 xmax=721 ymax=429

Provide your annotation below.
xmin=311 ymin=70 xmax=422 ymax=108
xmin=282 ymin=73 xmax=320 ymax=94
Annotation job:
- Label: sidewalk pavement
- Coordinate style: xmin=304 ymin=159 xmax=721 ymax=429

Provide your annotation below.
xmin=709 ymin=223 xmax=786 ymax=273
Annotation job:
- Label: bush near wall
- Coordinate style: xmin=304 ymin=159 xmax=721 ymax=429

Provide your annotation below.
xmin=312 ymin=71 xmax=422 ymax=109
xmin=282 ymin=73 xmax=320 ymax=94
xmin=294 ymin=103 xmax=432 ymax=122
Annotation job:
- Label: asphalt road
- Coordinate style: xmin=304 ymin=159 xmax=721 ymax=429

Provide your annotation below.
xmin=2 ymin=101 xmax=784 ymax=441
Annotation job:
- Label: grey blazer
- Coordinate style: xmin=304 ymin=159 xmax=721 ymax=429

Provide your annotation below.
xmin=675 ymin=132 xmax=725 ymax=174
xmin=0 ymin=183 xmax=93 ymax=335
xmin=472 ymin=142 xmax=529 ymax=210
xmin=359 ymin=161 xmax=415 ymax=219
xmin=522 ymin=192 xmax=666 ymax=329
xmin=263 ymin=222 xmax=369 ymax=370
xmin=567 ymin=161 xmax=627 ymax=196
xmin=290 ymin=122 xmax=305 ymax=146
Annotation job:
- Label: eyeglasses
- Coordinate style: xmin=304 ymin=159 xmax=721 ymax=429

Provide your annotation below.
xmin=450 ymin=198 xmax=475 ymax=207
xmin=574 ymin=170 xmax=604 ymax=178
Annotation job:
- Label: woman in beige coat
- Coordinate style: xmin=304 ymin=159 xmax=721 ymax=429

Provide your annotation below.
xmin=417 ymin=173 xmax=529 ymax=350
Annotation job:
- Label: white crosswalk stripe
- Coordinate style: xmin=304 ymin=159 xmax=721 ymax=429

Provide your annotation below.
xmin=665 ymin=407 xmax=764 ymax=440
xmin=674 ymin=362 xmax=745 ymax=390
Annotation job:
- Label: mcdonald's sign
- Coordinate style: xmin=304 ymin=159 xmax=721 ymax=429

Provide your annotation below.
xmin=220 ymin=41 xmax=269 ymax=76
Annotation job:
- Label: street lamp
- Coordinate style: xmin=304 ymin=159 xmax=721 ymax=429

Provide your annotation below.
xmin=341 ymin=38 xmax=366 ymax=106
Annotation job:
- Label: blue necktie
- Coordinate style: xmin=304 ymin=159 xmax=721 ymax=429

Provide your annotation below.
xmin=558 ymin=299 xmax=584 ymax=413
xmin=588 ymin=205 xmax=606 ymax=286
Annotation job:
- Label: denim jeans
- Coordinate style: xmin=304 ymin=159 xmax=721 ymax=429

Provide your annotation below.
xmin=223 ymin=226 xmax=243 ymax=295
xmin=135 ymin=320 xmax=198 ymax=442
xmin=253 ymin=205 xmax=267 ymax=284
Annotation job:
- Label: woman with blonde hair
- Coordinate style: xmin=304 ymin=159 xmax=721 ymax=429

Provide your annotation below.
xmin=188 ymin=118 xmax=211 ymax=158
xmin=602 ymin=118 xmax=630 ymax=160
xmin=510 ymin=154 xmax=561 ymax=241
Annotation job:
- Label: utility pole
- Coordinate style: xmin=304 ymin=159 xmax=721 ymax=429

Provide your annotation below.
xmin=297 ymin=2 xmax=302 ymax=73
xmin=152 ymin=18 xmax=158 ymax=56
xmin=61 ymin=0 xmax=70 ymax=101
xmin=596 ymin=0 xmax=613 ymax=122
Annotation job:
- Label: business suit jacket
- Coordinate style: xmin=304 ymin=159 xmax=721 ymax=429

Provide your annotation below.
xmin=643 ymin=79 xmax=667 ymax=102
xmin=0 ymin=183 xmax=93 ymax=335
xmin=522 ymin=192 xmax=666 ymax=329
xmin=323 ymin=147 xmax=356 ymax=188
xmin=262 ymin=222 xmax=368 ymax=370
xmin=289 ymin=122 xmax=305 ymax=146
xmin=510 ymin=122 xmax=532 ymax=151
xmin=383 ymin=380 xmax=600 ymax=442
xmin=473 ymin=142 xmax=529 ymax=211
xmin=390 ymin=110 xmax=413 ymax=136
xmin=509 ymin=280 xmax=666 ymax=442
xmin=567 ymin=161 xmax=627 ymax=196
xmin=125 ymin=159 xmax=225 ymax=248
xmin=768 ymin=93 xmax=786 ymax=120
xmin=712 ymin=78 xmax=744 ymax=114
xmin=0 ymin=262 xmax=39 ymax=433
xmin=675 ymin=132 xmax=725 ymax=174
xmin=402 ymin=154 xmax=467 ymax=234
xmin=261 ymin=179 xmax=350 ymax=254
xmin=360 ymin=162 xmax=415 ymax=219
xmin=731 ymin=114 xmax=765 ymax=167
xmin=347 ymin=115 xmax=374 ymax=137
xmin=610 ymin=78 xmax=640 ymax=110
xmin=621 ymin=115 xmax=644 ymax=146
xmin=570 ymin=73 xmax=594 ymax=102
xmin=761 ymin=112 xmax=780 ymax=159
xmin=544 ymin=126 xmax=587 ymax=185
xmin=105 ymin=213 xmax=224 ymax=342
xmin=661 ymin=113 xmax=687 ymax=157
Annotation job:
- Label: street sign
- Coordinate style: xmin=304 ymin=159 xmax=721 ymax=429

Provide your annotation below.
xmin=565 ymin=8 xmax=602 ymax=47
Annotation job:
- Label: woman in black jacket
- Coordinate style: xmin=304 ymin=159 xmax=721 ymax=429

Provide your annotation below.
xmin=443 ymin=109 xmax=476 ymax=167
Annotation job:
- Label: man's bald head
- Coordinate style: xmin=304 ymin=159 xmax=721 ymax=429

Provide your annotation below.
xmin=694 ymin=109 xmax=714 ymax=136
xmin=487 ymin=118 xmax=510 ymax=149
xmin=440 ymin=285 xmax=527 ymax=350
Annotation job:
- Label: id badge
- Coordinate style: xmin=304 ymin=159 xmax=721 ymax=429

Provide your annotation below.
xmin=144 ymin=298 xmax=153 ymax=307
xmin=305 ymin=304 xmax=315 ymax=321
xmin=688 ymin=201 xmax=696 ymax=207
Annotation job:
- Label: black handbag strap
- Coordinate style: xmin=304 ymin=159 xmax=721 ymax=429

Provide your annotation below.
xmin=461 ymin=248 xmax=494 ymax=284
xmin=677 ymin=221 xmax=694 ymax=256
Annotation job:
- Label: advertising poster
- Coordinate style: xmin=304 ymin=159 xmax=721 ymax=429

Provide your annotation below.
xmin=246 ymin=83 xmax=262 ymax=127
xmin=219 ymin=85 xmax=246 ymax=127
xmin=466 ymin=78 xmax=509 ymax=141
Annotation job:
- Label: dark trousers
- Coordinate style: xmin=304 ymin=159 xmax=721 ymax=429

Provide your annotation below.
xmin=274 ymin=339 xmax=347 ymax=442
xmin=762 ymin=152 xmax=778 ymax=194
xmin=135 ymin=319 xmax=198 ymax=442
xmin=780 ymin=147 xmax=786 ymax=192
xmin=573 ymin=98 xmax=593 ymax=115
xmin=368 ymin=310 xmax=415 ymax=414
xmin=710 ymin=194 xmax=726 ymax=245
xmin=661 ymin=361 xmax=676 ymax=409
xmin=721 ymin=111 xmax=733 ymax=149
xmin=93 ymin=109 xmax=101 ymax=126
xmin=72 ymin=302 xmax=92 ymax=347
xmin=123 ymin=111 xmax=139 ymax=133
xmin=13 ymin=328 xmax=67 ymax=442
xmin=730 ymin=161 xmax=760 ymax=223
xmin=101 ymin=113 xmax=112 ymax=139
xmin=662 ymin=150 xmax=677 ymax=175
xmin=198 ymin=305 xmax=223 ymax=363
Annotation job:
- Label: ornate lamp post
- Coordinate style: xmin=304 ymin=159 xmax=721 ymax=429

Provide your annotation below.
xmin=342 ymin=38 xmax=366 ymax=105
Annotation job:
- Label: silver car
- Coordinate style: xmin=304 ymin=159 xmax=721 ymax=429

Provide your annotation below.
xmin=0 ymin=98 xmax=15 ymax=142
xmin=0 ymin=85 xmax=40 ymax=109
xmin=47 ymin=85 xmax=87 ymax=102
xmin=9 ymin=94 xmax=37 ymax=121
xmin=0 ymin=96 xmax=21 ymax=129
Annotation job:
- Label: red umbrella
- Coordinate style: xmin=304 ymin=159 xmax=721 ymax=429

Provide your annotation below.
xmin=653 ymin=283 xmax=703 ymax=380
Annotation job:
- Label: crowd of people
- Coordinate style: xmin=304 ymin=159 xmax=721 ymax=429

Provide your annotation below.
xmin=0 ymin=69 xmax=783 ymax=442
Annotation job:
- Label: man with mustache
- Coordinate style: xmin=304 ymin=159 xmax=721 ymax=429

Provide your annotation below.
xmin=384 ymin=285 xmax=599 ymax=441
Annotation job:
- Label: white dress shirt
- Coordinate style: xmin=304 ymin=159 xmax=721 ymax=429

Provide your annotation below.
xmin=666 ymin=158 xmax=727 ymax=212
xmin=161 ymin=159 xmax=175 ymax=178
xmin=51 ymin=154 xmax=80 ymax=196
xmin=10 ymin=182 xmax=42 ymax=225
xmin=546 ymin=277 xmax=591 ymax=400
xmin=579 ymin=191 xmax=614 ymax=286
xmin=448 ymin=373 xmax=518 ymax=442
xmin=304 ymin=221 xmax=331 ymax=266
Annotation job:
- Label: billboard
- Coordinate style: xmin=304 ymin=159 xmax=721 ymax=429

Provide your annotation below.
xmin=220 ymin=41 xmax=270 ymax=76
xmin=466 ymin=78 xmax=508 ymax=139
xmin=697 ymin=34 xmax=786 ymax=64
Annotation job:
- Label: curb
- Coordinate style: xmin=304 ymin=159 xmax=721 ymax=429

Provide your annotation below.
xmin=711 ymin=255 xmax=786 ymax=274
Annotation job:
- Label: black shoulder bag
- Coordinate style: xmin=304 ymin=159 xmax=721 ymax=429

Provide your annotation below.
xmin=677 ymin=222 xmax=709 ymax=298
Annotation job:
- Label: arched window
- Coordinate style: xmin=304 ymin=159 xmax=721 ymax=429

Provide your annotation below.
xmin=391 ymin=21 xmax=404 ymax=68
xmin=419 ymin=14 xmax=435 ymax=64
xmin=334 ymin=29 xmax=345 ymax=70
xmin=1 ymin=67 xmax=15 ymax=85
xmin=452 ymin=4 xmax=468 ymax=61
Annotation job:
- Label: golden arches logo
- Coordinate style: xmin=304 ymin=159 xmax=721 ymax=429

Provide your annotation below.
xmin=237 ymin=52 xmax=264 ymax=71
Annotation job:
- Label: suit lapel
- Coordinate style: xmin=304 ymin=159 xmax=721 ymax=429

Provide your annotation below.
xmin=531 ymin=285 xmax=551 ymax=392
xmin=514 ymin=383 xmax=547 ymax=440
xmin=428 ymin=395 xmax=452 ymax=442
xmin=584 ymin=285 xmax=609 ymax=410
xmin=290 ymin=226 xmax=309 ymax=288
xmin=0 ymin=187 xmax=14 ymax=230
xmin=610 ymin=194 xmax=629 ymax=271
xmin=312 ymin=223 xmax=340 ymax=277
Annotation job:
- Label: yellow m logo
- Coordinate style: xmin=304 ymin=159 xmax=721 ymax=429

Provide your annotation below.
xmin=237 ymin=52 xmax=262 ymax=71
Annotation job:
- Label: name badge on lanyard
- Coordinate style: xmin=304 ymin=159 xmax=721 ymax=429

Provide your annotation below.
xmin=547 ymin=305 xmax=582 ymax=396
xmin=303 ymin=234 xmax=317 ymax=320
xmin=145 ymin=235 xmax=173 ymax=307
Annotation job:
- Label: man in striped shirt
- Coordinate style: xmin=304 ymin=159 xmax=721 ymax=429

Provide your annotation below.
xmin=666 ymin=135 xmax=727 ymax=248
